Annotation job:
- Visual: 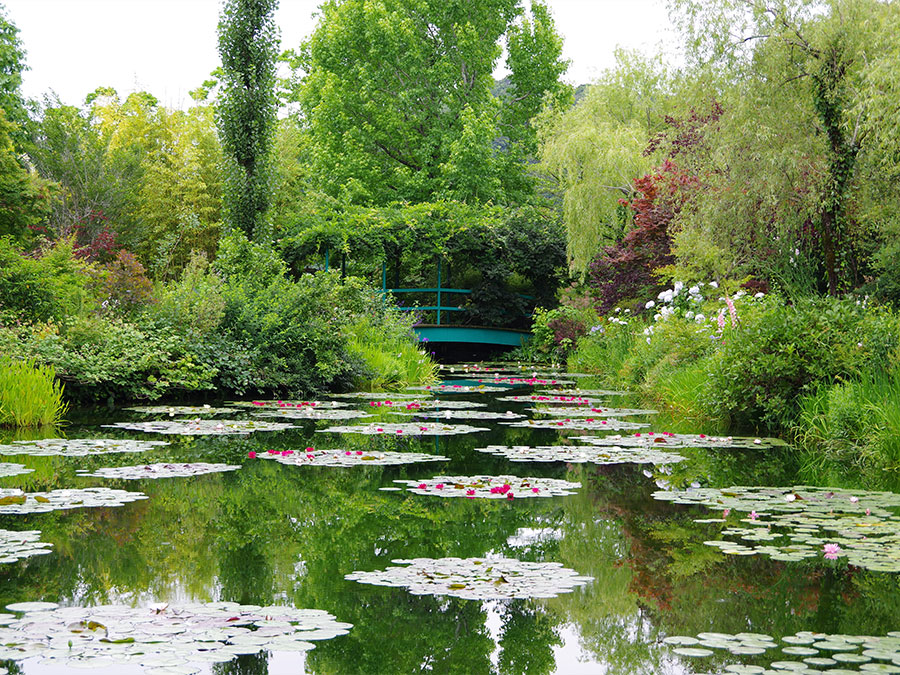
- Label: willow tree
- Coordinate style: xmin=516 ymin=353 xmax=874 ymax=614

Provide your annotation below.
xmin=668 ymin=0 xmax=900 ymax=295
xmin=216 ymin=0 xmax=279 ymax=241
xmin=537 ymin=50 xmax=672 ymax=272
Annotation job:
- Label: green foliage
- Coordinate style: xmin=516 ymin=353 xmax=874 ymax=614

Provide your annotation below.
xmin=706 ymin=295 xmax=900 ymax=428
xmin=150 ymin=252 xmax=226 ymax=340
xmin=0 ymin=109 xmax=52 ymax=241
xmin=526 ymin=300 xmax=596 ymax=363
xmin=0 ymin=4 xmax=28 ymax=143
xmin=0 ymin=237 xmax=98 ymax=322
xmin=293 ymin=0 xmax=569 ymax=205
xmin=345 ymin=314 xmax=438 ymax=391
xmin=794 ymin=367 xmax=900 ymax=472
xmin=0 ymin=317 xmax=216 ymax=403
xmin=216 ymin=0 xmax=279 ymax=241
xmin=537 ymin=49 xmax=669 ymax=272
xmin=278 ymin=200 xmax=565 ymax=328
xmin=0 ymin=355 xmax=67 ymax=427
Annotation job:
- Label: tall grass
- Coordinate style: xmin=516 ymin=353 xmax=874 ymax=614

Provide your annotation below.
xmin=345 ymin=320 xmax=438 ymax=391
xmin=641 ymin=357 xmax=715 ymax=425
xmin=793 ymin=367 xmax=900 ymax=472
xmin=0 ymin=356 xmax=68 ymax=427
xmin=568 ymin=326 xmax=637 ymax=387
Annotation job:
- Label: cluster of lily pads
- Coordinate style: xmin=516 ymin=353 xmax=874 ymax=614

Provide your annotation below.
xmin=346 ymin=557 xmax=593 ymax=600
xmin=0 ymin=463 xmax=33 ymax=478
xmin=390 ymin=475 xmax=580 ymax=499
xmin=103 ymin=420 xmax=296 ymax=436
xmin=582 ymin=433 xmax=783 ymax=450
xmin=250 ymin=448 xmax=449 ymax=467
xmin=530 ymin=406 xmax=658 ymax=417
xmin=0 ymin=601 xmax=351 ymax=669
xmin=664 ymin=630 xmax=900 ymax=673
xmin=0 ymin=529 xmax=53 ymax=563
xmin=654 ymin=485 xmax=900 ymax=571
xmin=228 ymin=399 xmax=348 ymax=409
xmin=496 ymin=394 xmax=598 ymax=405
xmin=0 ymin=438 xmax=169 ymax=457
xmin=331 ymin=392 xmax=424 ymax=399
xmin=78 ymin=463 xmax=241 ymax=480
xmin=125 ymin=405 xmax=235 ymax=416
xmin=318 ymin=422 xmax=489 ymax=436
xmin=409 ymin=384 xmax=509 ymax=393
xmin=402 ymin=409 xmax=524 ymax=421
xmin=389 ymin=399 xmax=486 ymax=410
xmin=253 ymin=408 xmax=371 ymax=420
xmin=476 ymin=444 xmax=686 ymax=465
xmin=0 ymin=487 xmax=147 ymax=515
xmin=502 ymin=418 xmax=649 ymax=431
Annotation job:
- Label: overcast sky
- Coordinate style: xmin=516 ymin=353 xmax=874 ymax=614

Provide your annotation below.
xmin=3 ymin=0 xmax=675 ymax=109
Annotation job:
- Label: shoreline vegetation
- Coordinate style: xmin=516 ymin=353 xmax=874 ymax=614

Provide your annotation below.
xmin=520 ymin=285 xmax=900 ymax=486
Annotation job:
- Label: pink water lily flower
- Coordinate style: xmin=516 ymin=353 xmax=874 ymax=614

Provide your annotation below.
xmin=823 ymin=543 xmax=841 ymax=560
xmin=749 ymin=511 xmax=759 ymax=521
xmin=435 ymin=483 xmax=444 ymax=490
xmin=531 ymin=487 xmax=540 ymax=494
xmin=247 ymin=451 xmax=257 ymax=458
xmin=466 ymin=489 xmax=475 ymax=496
xmin=417 ymin=483 xmax=427 ymax=490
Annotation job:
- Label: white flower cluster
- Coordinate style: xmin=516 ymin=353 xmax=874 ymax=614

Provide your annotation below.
xmin=648 ymin=281 xmax=713 ymax=324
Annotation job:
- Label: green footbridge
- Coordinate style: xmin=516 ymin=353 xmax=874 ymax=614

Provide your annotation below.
xmin=377 ymin=261 xmax=532 ymax=347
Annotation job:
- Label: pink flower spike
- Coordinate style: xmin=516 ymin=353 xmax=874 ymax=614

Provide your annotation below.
xmin=823 ymin=543 xmax=841 ymax=560
xmin=247 ymin=451 xmax=257 ymax=458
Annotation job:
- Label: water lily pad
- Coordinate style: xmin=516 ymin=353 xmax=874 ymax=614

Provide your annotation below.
xmin=496 ymin=394 xmax=605 ymax=406
xmin=392 ymin=475 xmax=580 ymax=499
xmin=408 ymin=384 xmax=510 ymax=393
xmin=317 ymin=422 xmax=489 ymax=436
xmin=0 ymin=530 xmax=53 ymax=563
xmin=252 ymin=448 xmax=449 ymax=468
xmin=653 ymin=484 xmax=900 ymax=572
xmin=0 ymin=487 xmax=147 ymax=515
xmin=673 ymin=647 xmax=715 ymax=657
xmin=530 ymin=406 xmax=658 ymax=417
xmin=103 ymin=420 xmax=296 ymax=436
xmin=330 ymin=392 xmax=425 ymax=400
xmin=78 ymin=463 xmax=241 ymax=480
xmin=475 ymin=444 xmax=685 ymax=465
xmin=0 ymin=463 xmax=32 ymax=478
xmin=253 ymin=408 xmax=372 ymax=420
xmin=346 ymin=557 xmax=592 ymax=600
xmin=227 ymin=399 xmax=348 ymax=408
xmin=387 ymin=399 xmax=487 ymax=411
xmin=534 ymin=389 xmax=628 ymax=397
xmin=0 ymin=438 xmax=169 ymax=457
xmin=582 ymin=433 xmax=785 ymax=449
xmin=401 ymin=410 xmax=524 ymax=421
xmin=125 ymin=405 xmax=235 ymax=416
xmin=0 ymin=601 xmax=350 ymax=668
xmin=501 ymin=418 xmax=650 ymax=431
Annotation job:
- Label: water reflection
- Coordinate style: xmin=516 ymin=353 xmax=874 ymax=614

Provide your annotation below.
xmin=0 ymin=386 xmax=899 ymax=673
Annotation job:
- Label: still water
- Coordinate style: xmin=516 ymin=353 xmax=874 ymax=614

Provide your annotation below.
xmin=1 ymin=366 xmax=898 ymax=674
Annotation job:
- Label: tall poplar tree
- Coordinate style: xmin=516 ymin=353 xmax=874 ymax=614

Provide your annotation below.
xmin=216 ymin=0 xmax=279 ymax=241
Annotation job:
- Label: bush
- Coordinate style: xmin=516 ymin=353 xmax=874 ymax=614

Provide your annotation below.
xmin=707 ymin=296 xmax=900 ymax=429
xmin=0 ymin=317 xmax=216 ymax=403
xmin=0 ymin=237 xmax=98 ymax=323
xmin=0 ymin=355 xmax=67 ymax=427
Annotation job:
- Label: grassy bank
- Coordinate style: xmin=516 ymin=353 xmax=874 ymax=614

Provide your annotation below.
xmin=551 ymin=288 xmax=900 ymax=476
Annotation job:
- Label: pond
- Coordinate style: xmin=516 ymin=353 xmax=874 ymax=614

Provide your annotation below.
xmin=1 ymin=364 xmax=899 ymax=675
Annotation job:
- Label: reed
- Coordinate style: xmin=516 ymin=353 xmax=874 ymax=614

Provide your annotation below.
xmin=0 ymin=356 xmax=68 ymax=427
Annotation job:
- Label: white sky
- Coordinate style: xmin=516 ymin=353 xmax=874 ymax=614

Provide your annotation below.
xmin=3 ymin=0 xmax=675 ymax=109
